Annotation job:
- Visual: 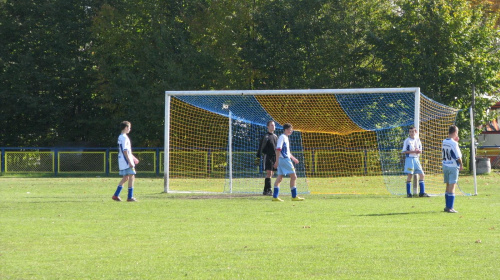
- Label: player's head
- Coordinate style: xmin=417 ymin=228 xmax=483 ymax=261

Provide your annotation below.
xmin=408 ymin=126 xmax=417 ymax=138
xmin=449 ymin=125 xmax=458 ymax=138
xmin=120 ymin=121 xmax=131 ymax=133
xmin=267 ymin=120 xmax=276 ymax=133
xmin=283 ymin=123 xmax=293 ymax=135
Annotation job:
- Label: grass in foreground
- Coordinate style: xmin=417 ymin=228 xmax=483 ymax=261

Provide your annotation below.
xmin=1 ymin=174 xmax=499 ymax=279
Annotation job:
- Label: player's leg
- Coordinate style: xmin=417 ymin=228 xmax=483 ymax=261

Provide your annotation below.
xmin=405 ymin=173 xmax=413 ymax=197
xmin=113 ymin=174 xmax=129 ymax=201
xmin=127 ymin=174 xmax=137 ymax=202
xmin=289 ymin=173 xmax=304 ymax=201
xmin=414 ymin=159 xmax=428 ymax=197
xmin=263 ymin=158 xmax=273 ymax=195
xmin=272 ymin=175 xmax=284 ymax=201
xmin=445 ymin=182 xmax=457 ymax=212
xmin=404 ymin=158 xmax=414 ymax=197
xmin=443 ymin=167 xmax=457 ymax=213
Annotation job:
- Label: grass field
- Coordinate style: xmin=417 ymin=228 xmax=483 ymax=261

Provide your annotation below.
xmin=1 ymin=174 xmax=499 ymax=279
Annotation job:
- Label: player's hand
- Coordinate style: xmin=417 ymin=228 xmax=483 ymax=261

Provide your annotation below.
xmin=133 ymin=156 xmax=139 ymax=165
xmin=292 ymin=157 xmax=299 ymax=164
xmin=273 ymin=163 xmax=278 ymax=169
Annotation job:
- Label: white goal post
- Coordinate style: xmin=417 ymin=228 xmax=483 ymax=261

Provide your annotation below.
xmin=163 ymin=87 xmax=469 ymax=196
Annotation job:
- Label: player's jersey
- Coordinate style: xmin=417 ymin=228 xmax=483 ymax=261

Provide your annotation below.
xmin=257 ymin=132 xmax=277 ymax=158
xmin=118 ymin=133 xmax=133 ymax=170
xmin=402 ymin=137 xmax=422 ymax=158
xmin=442 ymin=138 xmax=462 ymax=168
xmin=276 ymin=134 xmax=291 ymax=159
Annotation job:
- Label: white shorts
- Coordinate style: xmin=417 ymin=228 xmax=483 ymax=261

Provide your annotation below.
xmin=119 ymin=167 xmax=136 ymax=176
xmin=277 ymin=158 xmax=295 ymax=176
xmin=443 ymin=165 xmax=459 ymax=184
xmin=404 ymin=157 xmax=424 ymax=175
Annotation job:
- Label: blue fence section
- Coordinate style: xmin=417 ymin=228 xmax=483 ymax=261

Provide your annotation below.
xmin=0 ymin=147 xmax=162 ymax=176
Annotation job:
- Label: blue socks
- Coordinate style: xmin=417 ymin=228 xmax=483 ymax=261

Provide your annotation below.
xmin=272 ymin=186 xmax=298 ymax=198
xmin=273 ymin=187 xmax=279 ymax=198
xmin=114 ymin=185 xmax=123 ymax=197
xmin=406 ymin=181 xmax=411 ymax=195
xmin=128 ymin=187 xmax=134 ymax=199
xmin=445 ymin=192 xmax=455 ymax=209
xmin=419 ymin=180 xmax=425 ymax=194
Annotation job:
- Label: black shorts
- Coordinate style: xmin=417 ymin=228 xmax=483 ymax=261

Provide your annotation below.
xmin=263 ymin=154 xmax=277 ymax=171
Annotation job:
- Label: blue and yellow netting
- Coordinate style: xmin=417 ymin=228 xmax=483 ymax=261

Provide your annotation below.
xmin=168 ymin=92 xmax=461 ymax=195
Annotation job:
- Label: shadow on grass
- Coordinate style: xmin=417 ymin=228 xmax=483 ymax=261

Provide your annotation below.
xmin=357 ymin=211 xmax=437 ymax=217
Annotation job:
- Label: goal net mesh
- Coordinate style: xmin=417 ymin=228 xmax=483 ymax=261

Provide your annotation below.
xmin=166 ymin=90 xmax=466 ymax=195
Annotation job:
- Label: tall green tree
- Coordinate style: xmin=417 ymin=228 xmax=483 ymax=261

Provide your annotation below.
xmin=240 ymin=0 xmax=390 ymax=89
xmin=0 ymin=0 xmax=103 ymax=146
xmin=368 ymin=0 xmax=500 ymax=137
xmin=91 ymin=0 xmax=223 ymax=146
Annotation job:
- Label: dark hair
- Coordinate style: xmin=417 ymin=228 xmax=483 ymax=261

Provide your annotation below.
xmin=267 ymin=120 xmax=275 ymax=127
xmin=449 ymin=125 xmax=458 ymax=135
xmin=283 ymin=123 xmax=292 ymax=130
xmin=120 ymin=121 xmax=131 ymax=131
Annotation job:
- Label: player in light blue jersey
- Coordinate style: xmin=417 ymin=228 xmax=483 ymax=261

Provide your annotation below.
xmin=112 ymin=121 xmax=139 ymax=202
xmin=402 ymin=126 xmax=429 ymax=197
xmin=442 ymin=125 xmax=463 ymax=213
xmin=272 ymin=123 xmax=304 ymax=202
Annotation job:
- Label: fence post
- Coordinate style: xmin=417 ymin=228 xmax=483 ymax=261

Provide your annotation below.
xmin=105 ymin=148 xmax=110 ymax=176
xmin=54 ymin=148 xmax=58 ymax=176
xmin=156 ymin=148 xmax=160 ymax=176
xmin=1 ymin=148 xmax=4 ymax=173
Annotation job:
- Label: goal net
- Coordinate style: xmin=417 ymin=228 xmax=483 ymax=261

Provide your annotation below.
xmin=164 ymin=88 xmax=466 ymax=195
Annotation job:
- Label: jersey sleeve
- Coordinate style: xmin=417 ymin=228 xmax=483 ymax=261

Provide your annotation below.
xmin=454 ymin=142 xmax=462 ymax=159
xmin=402 ymin=138 xmax=409 ymax=152
xmin=256 ymin=134 xmax=265 ymax=157
xmin=276 ymin=135 xmax=284 ymax=151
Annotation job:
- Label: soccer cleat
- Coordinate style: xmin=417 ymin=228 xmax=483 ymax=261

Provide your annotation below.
xmin=407 ymin=194 xmax=413 ymax=198
xmin=419 ymin=193 xmax=430 ymax=197
xmin=291 ymin=196 xmax=305 ymax=201
xmin=272 ymin=197 xmax=284 ymax=202
xmin=112 ymin=196 xmax=122 ymax=202
xmin=263 ymin=189 xmax=273 ymax=196
xmin=127 ymin=197 xmax=137 ymax=202
xmin=444 ymin=207 xmax=458 ymax=213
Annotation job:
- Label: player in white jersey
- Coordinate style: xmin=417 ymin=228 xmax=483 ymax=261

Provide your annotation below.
xmin=402 ymin=126 xmax=429 ymax=197
xmin=442 ymin=125 xmax=463 ymax=213
xmin=271 ymin=123 xmax=304 ymax=202
xmin=112 ymin=121 xmax=139 ymax=202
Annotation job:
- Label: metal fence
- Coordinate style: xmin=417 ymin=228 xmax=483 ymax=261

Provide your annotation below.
xmin=0 ymin=148 xmax=162 ymax=175
xmin=1 ymin=146 xmax=498 ymax=176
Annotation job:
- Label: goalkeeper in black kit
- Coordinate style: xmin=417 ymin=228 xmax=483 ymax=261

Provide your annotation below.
xmin=256 ymin=120 xmax=278 ymax=196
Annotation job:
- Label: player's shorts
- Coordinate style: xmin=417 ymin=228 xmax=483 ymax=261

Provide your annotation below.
xmin=404 ymin=157 xmax=424 ymax=174
xmin=277 ymin=157 xmax=295 ymax=176
xmin=263 ymin=154 xmax=277 ymax=171
xmin=443 ymin=165 xmax=459 ymax=184
xmin=119 ymin=167 xmax=136 ymax=176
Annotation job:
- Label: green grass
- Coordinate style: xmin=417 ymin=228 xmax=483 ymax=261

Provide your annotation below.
xmin=1 ymin=174 xmax=499 ymax=279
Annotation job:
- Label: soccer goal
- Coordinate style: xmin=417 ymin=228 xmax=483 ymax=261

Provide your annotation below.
xmin=163 ymin=88 xmax=467 ymax=195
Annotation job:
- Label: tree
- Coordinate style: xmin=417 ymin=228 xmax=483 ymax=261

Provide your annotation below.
xmin=0 ymin=0 xmax=103 ymax=146
xmin=368 ymin=0 xmax=500 ymax=138
xmin=241 ymin=0 xmax=391 ymax=89
xmin=91 ymin=0 xmax=223 ymax=146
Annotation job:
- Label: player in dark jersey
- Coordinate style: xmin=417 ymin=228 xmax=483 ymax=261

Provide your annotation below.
xmin=256 ymin=120 xmax=278 ymax=196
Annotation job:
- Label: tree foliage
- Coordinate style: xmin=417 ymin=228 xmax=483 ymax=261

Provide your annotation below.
xmin=1 ymin=0 xmax=499 ymax=147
